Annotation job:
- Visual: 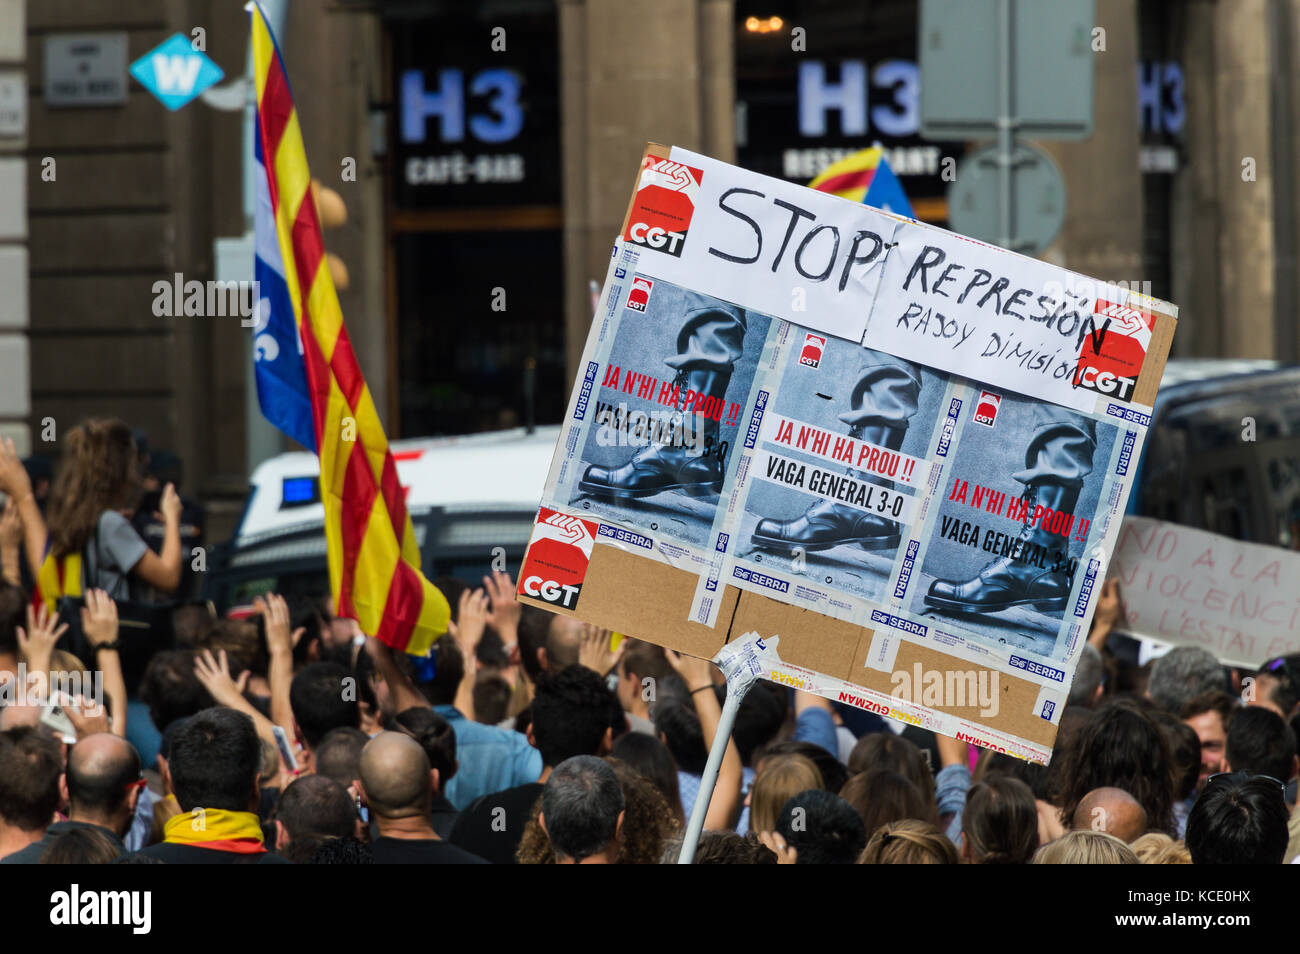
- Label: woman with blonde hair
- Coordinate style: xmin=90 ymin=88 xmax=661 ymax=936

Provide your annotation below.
xmin=747 ymin=753 xmax=824 ymax=835
xmin=859 ymin=820 xmax=958 ymax=864
xmin=1130 ymin=832 xmax=1192 ymax=864
xmin=1033 ymin=830 xmax=1140 ymax=864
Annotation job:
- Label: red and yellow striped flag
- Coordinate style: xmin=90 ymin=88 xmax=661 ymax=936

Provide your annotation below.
xmin=33 ymin=550 xmax=82 ymax=615
xmin=249 ymin=3 xmax=449 ymax=654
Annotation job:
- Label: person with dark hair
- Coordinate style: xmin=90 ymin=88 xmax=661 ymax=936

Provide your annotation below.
xmin=659 ymin=830 xmax=777 ymax=864
xmin=138 ymin=649 xmax=215 ymax=733
xmin=1251 ymin=655 xmax=1300 ymax=720
xmin=1149 ymin=647 xmax=1225 ymax=716
xmin=0 ymin=726 xmax=64 ymax=861
xmin=770 ymin=789 xmax=866 ymax=864
xmin=1152 ymin=710 xmax=1201 ymax=837
xmin=615 ymin=638 xmax=671 ymax=736
xmin=515 ymin=605 xmax=552 ymax=686
xmin=2 ymin=733 xmax=141 ymax=864
xmin=1185 ymin=772 xmax=1290 ymax=864
xmin=356 ymin=732 xmax=485 ymax=864
xmin=313 ymin=726 xmax=369 ymax=793
xmin=1182 ymin=690 xmax=1238 ymax=792
xmin=310 ymin=835 xmax=373 ymax=864
xmin=271 ymin=775 xmax=359 ymax=853
xmin=1224 ymin=705 xmax=1299 ymax=790
xmin=848 ymin=732 xmax=937 ymax=807
xmin=391 ymin=706 xmax=459 ymax=837
xmin=535 ymin=755 xmax=624 ymax=864
xmin=841 ymin=769 xmax=936 ymax=840
xmin=39 ymin=826 xmax=123 ymax=864
xmin=611 ymin=731 xmax=684 ymax=825
xmin=1067 ymin=644 xmax=1105 ymax=707
xmin=0 ymin=580 xmax=26 ymax=673
xmin=472 ymin=671 xmax=512 ymax=726
xmin=138 ymin=708 xmax=289 ymax=863
xmin=1056 ymin=699 xmax=1177 ymax=836
xmin=450 ymin=664 xmax=614 ymax=864
xmin=960 ymin=775 xmax=1038 ymax=864
xmin=518 ymin=758 xmax=678 ymax=864
xmin=289 ymin=662 xmax=359 ymax=768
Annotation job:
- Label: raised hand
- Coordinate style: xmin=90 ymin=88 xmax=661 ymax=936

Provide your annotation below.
xmin=194 ymin=648 xmax=252 ymax=708
xmin=80 ymin=589 xmax=120 ymax=648
xmin=256 ymin=593 xmax=305 ymax=657
xmin=17 ymin=603 xmax=68 ymax=675
xmin=578 ymin=623 xmax=624 ymax=677
xmin=482 ymin=570 xmax=521 ymax=636
xmin=665 ymin=647 xmax=716 ymax=693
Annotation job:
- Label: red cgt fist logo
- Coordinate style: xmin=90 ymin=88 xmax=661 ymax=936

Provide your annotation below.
xmin=973 ymin=390 xmax=1001 ymax=427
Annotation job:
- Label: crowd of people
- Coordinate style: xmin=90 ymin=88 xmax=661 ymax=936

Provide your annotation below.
xmin=0 ymin=418 xmax=1297 ymax=864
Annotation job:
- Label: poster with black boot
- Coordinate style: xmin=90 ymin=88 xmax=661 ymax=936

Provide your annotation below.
xmin=519 ymin=143 xmax=1177 ymax=764
xmin=563 ymin=273 xmax=771 ymax=550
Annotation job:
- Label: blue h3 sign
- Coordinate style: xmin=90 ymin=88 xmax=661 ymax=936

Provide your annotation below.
xmin=130 ymin=34 xmax=224 ymax=110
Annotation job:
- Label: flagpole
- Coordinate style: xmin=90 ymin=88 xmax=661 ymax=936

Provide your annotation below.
xmin=678 ymin=632 xmax=771 ymax=864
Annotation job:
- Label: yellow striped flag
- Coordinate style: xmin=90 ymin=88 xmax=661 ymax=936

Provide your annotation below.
xmin=248 ymin=3 xmax=449 ymax=654
xmin=33 ymin=550 xmax=82 ymax=615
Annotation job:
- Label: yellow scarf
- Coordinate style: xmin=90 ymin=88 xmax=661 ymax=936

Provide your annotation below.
xmin=164 ymin=808 xmax=267 ymax=854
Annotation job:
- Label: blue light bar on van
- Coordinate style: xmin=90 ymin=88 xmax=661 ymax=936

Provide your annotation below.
xmin=281 ymin=476 xmax=320 ymax=507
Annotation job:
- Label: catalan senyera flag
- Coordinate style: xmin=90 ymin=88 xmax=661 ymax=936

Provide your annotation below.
xmin=33 ymin=549 xmax=82 ymax=615
xmin=808 ymin=146 xmax=915 ymax=218
xmin=248 ymin=3 xmax=449 ymax=654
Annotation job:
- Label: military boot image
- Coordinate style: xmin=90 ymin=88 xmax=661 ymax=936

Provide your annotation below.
xmin=579 ymin=305 xmax=744 ymax=501
xmin=924 ymin=407 xmax=1096 ymax=615
xmin=750 ymin=420 xmax=907 ymax=553
xmin=578 ymin=367 xmax=730 ymax=499
xmin=923 ymin=480 xmax=1081 ymax=614
xmin=750 ymin=352 xmax=922 ymax=555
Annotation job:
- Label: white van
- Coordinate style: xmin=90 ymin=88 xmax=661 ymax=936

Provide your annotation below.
xmin=201 ymin=426 xmax=559 ymax=611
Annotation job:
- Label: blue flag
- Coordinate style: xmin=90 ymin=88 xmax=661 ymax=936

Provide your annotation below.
xmin=862 ymin=156 xmax=914 ymax=219
xmin=252 ymin=130 xmax=316 ymax=451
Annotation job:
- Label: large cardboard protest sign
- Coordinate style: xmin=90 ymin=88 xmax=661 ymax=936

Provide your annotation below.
xmin=518 ymin=144 xmax=1177 ymax=762
xmin=1108 ymin=517 xmax=1300 ymax=669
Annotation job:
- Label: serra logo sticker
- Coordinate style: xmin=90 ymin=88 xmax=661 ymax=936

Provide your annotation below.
xmin=973 ymin=390 xmax=1001 ymax=427
xmin=518 ymin=508 xmax=599 ymax=611
xmin=798 ymin=333 xmax=826 ymax=369
xmin=625 ymin=277 xmax=654 ymax=313
xmin=623 ymin=157 xmax=704 ymax=258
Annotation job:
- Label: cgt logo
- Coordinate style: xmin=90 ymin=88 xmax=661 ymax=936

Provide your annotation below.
xmin=973 ymin=390 xmax=1001 ymax=427
xmin=1074 ymin=364 xmax=1137 ymax=401
xmin=625 ymin=277 xmax=654 ymax=313
xmin=522 ymin=575 xmax=580 ymax=609
xmin=623 ymin=157 xmax=703 ymax=259
xmin=541 ymin=510 xmax=592 ymax=545
xmin=627 ymin=222 xmax=685 ymax=256
xmin=798 ymin=333 xmax=826 ymax=369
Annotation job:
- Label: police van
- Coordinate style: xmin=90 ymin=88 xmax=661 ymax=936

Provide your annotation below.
xmin=201 ymin=426 xmax=559 ymax=612
xmin=1128 ymin=359 xmax=1300 ymax=548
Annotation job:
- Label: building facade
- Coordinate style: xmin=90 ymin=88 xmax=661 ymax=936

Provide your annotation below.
xmin=10 ymin=0 xmax=1298 ymax=539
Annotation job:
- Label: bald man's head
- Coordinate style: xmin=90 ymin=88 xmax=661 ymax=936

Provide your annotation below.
xmin=544 ymin=617 xmax=582 ymax=672
xmin=1072 ymin=786 xmax=1148 ymax=843
xmin=359 ymin=731 xmax=432 ymax=819
xmin=67 ymin=733 xmax=141 ymax=825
